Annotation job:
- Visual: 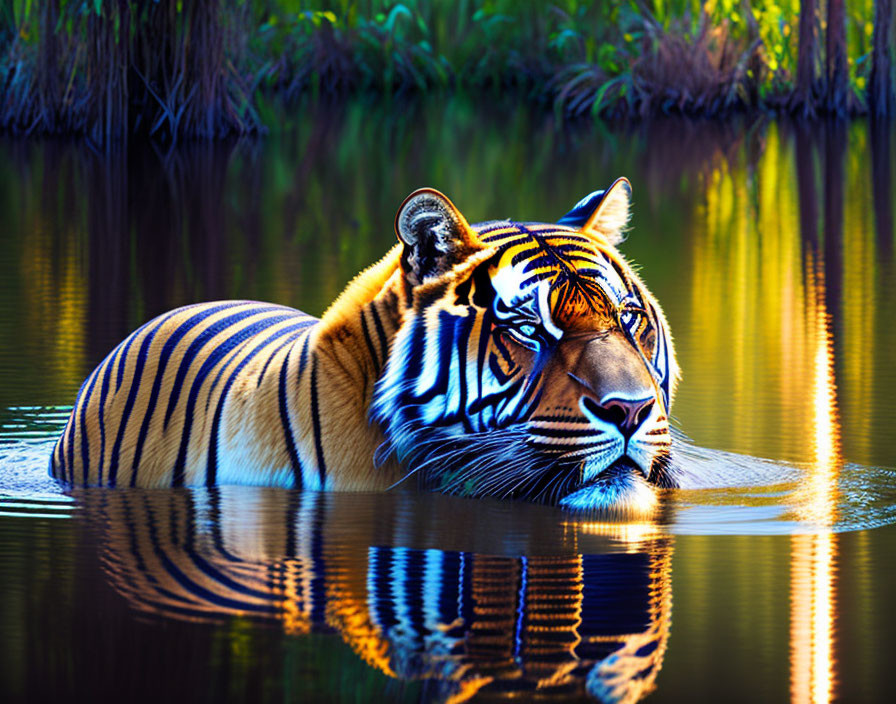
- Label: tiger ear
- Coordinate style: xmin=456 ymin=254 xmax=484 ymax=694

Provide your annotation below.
xmin=559 ymin=177 xmax=632 ymax=246
xmin=395 ymin=188 xmax=481 ymax=286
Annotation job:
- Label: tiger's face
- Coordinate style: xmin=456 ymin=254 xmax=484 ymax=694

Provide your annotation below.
xmin=370 ymin=180 xmax=679 ymax=515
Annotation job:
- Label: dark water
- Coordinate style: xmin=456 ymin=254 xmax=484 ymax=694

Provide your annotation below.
xmin=1 ymin=101 xmax=895 ymax=702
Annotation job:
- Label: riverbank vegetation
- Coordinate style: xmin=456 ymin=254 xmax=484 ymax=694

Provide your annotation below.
xmin=1 ymin=1 xmax=893 ymax=141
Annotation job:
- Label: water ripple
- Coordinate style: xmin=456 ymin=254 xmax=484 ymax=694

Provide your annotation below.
xmin=0 ymin=414 xmax=893 ymax=535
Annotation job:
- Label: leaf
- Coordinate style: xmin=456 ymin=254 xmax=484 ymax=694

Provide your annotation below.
xmin=590 ymin=77 xmax=619 ymax=118
xmin=384 ymin=4 xmax=412 ymax=35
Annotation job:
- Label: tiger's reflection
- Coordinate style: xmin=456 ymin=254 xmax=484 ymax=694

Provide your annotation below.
xmin=84 ymin=488 xmax=673 ymax=704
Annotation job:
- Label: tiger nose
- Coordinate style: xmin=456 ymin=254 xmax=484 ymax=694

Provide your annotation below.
xmin=591 ymin=396 xmax=654 ymax=439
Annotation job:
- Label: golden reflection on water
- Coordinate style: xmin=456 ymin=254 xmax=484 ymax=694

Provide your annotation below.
xmin=574 ymin=520 xmax=661 ymax=547
xmin=687 ymin=124 xmax=813 ymax=462
xmin=20 ymin=207 xmax=87 ymax=397
xmin=675 ymin=122 xmax=861 ymax=703
xmin=790 ymin=252 xmax=841 ymax=704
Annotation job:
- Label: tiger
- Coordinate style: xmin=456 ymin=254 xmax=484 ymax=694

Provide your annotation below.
xmin=51 ymin=178 xmax=679 ymax=514
xmin=86 ymin=487 xmax=674 ymax=703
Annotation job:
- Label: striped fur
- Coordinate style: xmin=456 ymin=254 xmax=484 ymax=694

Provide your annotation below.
xmin=52 ymin=183 xmax=679 ymax=511
xmin=54 ymin=302 xmax=319 ymax=487
xmin=88 ymin=488 xmax=673 ymax=702
xmin=52 ymin=242 xmax=406 ymax=490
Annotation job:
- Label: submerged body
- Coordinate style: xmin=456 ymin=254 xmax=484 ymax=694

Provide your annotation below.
xmin=52 ymin=301 xmax=327 ymax=489
xmin=52 ymin=181 xmax=679 ymax=513
xmin=51 ymin=283 xmax=406 ymax=492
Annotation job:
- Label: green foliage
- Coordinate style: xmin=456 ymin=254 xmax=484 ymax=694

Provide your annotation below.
xmin=0 ymin=0 xmax=888 ymax=138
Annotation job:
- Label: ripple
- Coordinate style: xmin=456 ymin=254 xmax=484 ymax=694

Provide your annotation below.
xmin=666 ymin=439 xmax=896 ymax=535
xmin=0 ymin=411 xmax=893 ymax=535
xmin=0 ymin=407 xmax=70 ymax=518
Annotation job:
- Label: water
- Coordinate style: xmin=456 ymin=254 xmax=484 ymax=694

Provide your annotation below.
xmin=1 ymin=101 xmax=895 ymax=702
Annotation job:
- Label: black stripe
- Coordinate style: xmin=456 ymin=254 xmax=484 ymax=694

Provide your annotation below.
xmin=518 ymin=271 xmax=558 ymax=290
xmin=482 ymin=234 xmax=529 ymax=247
xmin=256 ymin=335 xmax=298 ymax=388
xmin=131 ymin=303 xmax=244 ymax=481
xmin=61 ymin=368 xmax=99 ymax=482
xmin=278 ymin=338 xmax=304 ymax=488
xmin=257 ymin=319 xmax=315 ymax=387
xmin=96 ymin=343 xmax=126 ymax=485
xmin=399 ymin=313 xmax=456 ymax=407
xmin=204 ymin=342 xmax=250 ymax=414
xmin=170 ymin=312 xmax=294 ymax=486
xmin=369 ymin=303 xmax=389 ymax=361
xmin=51 ymin=434 xmax=63 ymax=480
xmin=455 ymin=315 xmax=474 ymax=433
xmin=530 ymin=425 xmax=608 ymax=438
xmin=647 ymin=300 xmax=671 ymax=409
xmin=523 ymin=252 xmax=596 ymax=272
xmin=206 ymin=321 xmax=311 ymax=486
xmin=310 ymin=356 xmax=327 ymax=488
xmin=516 ymin=374 xmax=543 ymax=416
xmin=476 ymin=310 xmax=492 ymax=430
xmin=203 ymin=313 xmax=312 ymax=409
xmin=64 ymin=400 xmax=79 ymax=482
xmin=115 ymin=318 xmax=154 ymax=393
xmin=488 ymin=351 xmax=514 ymax=385
xmin=56 ymin=427 xmax=68 ymax=483
xmin=108 ymin=315 xmax=174 ymax=487
xmin=468 ymin=380 xmax=522 ymax=415
xmin=359 ymin=309 xmax=380 ymax=367
xmin=163 ymin=306 xmax=281 ymax=431
xmin=78 ymin=367 xmax=102 ymax=484
xmin=510 ymin=245 xmax=546 ymax=266
xmin=298 ymin=331 xmax=311 ymax=375
xmin=76 ymin=344 xmax=120 ymax=483
xmin=55 ymin=418 xmax=68 ymax=482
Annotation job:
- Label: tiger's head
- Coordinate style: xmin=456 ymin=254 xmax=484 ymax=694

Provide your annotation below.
xmin=370 ymin=180 xmax=679 ymax=516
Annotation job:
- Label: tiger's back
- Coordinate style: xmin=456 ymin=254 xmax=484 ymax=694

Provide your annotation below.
xmin=52 ymin=301 xmax=318 ymax=487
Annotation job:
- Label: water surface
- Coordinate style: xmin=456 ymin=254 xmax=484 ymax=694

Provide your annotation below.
xmin=1 ymin=102 xmax=895 ymax=702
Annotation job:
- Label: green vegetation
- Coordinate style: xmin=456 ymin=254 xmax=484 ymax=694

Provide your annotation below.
xmin=1 ymin=1 xmax=893 ymax=141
